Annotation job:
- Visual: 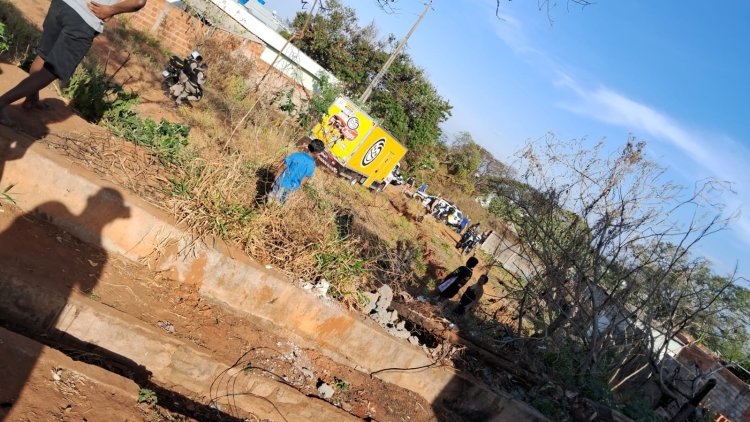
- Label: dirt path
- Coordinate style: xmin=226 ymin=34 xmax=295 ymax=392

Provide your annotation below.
xmin=1 ymin=327 xmax=155 ymax=421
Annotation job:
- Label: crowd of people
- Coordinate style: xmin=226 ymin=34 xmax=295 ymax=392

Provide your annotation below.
xmin=400 ymin=183 xmax=494 ymax=317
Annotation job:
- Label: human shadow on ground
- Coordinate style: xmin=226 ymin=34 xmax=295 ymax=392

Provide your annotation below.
xmin=0 ymin=188 xmax=129 ymax=417
xmin=0 ymin=97 xmax=73 ymax=185
xmin=0 ymin=188 xmax=247 ymax=421
xmin=253 ymin=164 xmax=276 ymax=206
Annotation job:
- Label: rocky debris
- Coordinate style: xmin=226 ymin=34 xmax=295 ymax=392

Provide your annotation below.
xmin=362 ymin=285 xmax=420 ymax=345
xmin=302 ymin=278 xmax=331 ymax=299
xmin=315 ymin=279 xmax=331 ymax=298
xmin=156 ymin=320 xmax=175 ymax=334
xmin=362 ymin=291 xmax=379 ymax=313
xmin=317 ymin=381 xmax=335 ymax=399
xmin=301 ymin=368 xmax=314 ymax=380
xmin=399 ymin=291 xmax=414 ymax=303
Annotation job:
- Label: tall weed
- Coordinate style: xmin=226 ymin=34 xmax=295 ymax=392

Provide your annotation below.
xmin=64 ymin=62 xmax=138 ymax=122
xmin=0 ymin=0 xmax=40 ymax=63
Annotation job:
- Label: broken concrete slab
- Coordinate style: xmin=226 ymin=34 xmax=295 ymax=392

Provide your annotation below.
xmin=376 ymin=284 xmax=393 ymax=311
xmin=317 ymin=382 xmax=335 ymax=399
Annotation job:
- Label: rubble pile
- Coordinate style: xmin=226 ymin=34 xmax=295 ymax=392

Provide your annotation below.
xmin=362 ymin=285 xmax=420 ymax=345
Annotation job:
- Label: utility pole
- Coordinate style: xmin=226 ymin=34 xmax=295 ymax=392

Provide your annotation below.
xmin=358 ymin=1 xmax=432 ymax=104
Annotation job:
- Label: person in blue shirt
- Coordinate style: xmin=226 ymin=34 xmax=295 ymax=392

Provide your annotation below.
xmin=457 ymin=216 xmax=470 ymax=233
xmin=268 ymin=139 xmax=325 ymax=204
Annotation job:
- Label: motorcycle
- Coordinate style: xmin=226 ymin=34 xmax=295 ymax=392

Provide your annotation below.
xmin=456 ymin=231 xmax=479 ymax=255
xmin=162 ymin=51 xmax=206 ymax=105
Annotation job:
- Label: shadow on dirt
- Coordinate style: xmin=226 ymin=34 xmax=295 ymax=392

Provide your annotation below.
xmin=253 ymin=164 xmax=276 ymax=206
xmin=0 ymin=188 xmax=246 ymax=421
xmin=0 ymin=97 xmax=73 ymax=184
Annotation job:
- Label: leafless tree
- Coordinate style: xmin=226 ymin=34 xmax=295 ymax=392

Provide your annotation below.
xmin=487 ymin=134 xmax=743 ymax=408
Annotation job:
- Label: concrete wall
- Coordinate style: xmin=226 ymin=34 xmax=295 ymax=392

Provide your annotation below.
xmin=481 ymin=226 xmax=535 ymax=276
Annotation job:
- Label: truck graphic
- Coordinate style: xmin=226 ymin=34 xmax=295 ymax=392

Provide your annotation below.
xmin=312 ymin=97 xmax=407 ymax=189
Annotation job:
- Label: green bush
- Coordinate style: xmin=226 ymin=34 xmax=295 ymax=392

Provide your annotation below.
xmin=137 ymin=387 xmax=158 ymax=405
xmin=106 ymin=108 xmax=192 ymax=165
xmin=63 ymin=64 xmax=138 ymax=122
xmin=0 ymin=0 xmax=40 ymax=62
xmin=62 ymin=62 xmax=191 ymax=166
xmin=297 ymin=73 xmax=340 ymax=129
xmin=0 ymin=21 xmax=9 ymax=54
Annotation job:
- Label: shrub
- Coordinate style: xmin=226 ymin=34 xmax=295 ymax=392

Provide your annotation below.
xmin=0 ymin=0 xmax=40 ymax=62
xmin=106 ymin=108 xmax=192 ymax=166
xmin=0 ymin=21 xmax=9 ymax=54
xmin=63 ymin=62 xmax=138 ymax=122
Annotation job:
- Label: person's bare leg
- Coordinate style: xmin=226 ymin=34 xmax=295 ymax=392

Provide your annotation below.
xmin=0 ymin=59 xmax=57 ymax=126
xmin=22 ymin=56 xmax=51 ymax=110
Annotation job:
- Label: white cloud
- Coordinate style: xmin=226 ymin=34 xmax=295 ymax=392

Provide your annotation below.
xmin=557 ymin=81 xmax=750 ymax=250
xmin=485 ymin=5 xmax=750 ymax=270
xmin=490 ymin=11 xmax=536 ymax=54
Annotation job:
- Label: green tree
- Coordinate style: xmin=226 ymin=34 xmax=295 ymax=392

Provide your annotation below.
xmin=289 ymin=0 xmax=451 ymax=165
xmin=446 ymin=132 xmax=482 ymax=177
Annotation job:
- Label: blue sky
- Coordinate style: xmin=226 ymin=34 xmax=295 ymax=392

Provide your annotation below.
xmin=269 ymin=0 xmax=750 ymax=278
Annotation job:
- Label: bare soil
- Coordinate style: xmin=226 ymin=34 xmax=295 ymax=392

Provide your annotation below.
xmin=0 ymin=202 xmax=436 ymax=421
xmin=1 ymin=330 xmax=156 ymax=422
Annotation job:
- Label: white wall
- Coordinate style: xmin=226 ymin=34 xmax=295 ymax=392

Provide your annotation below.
xmin=207 ymin=0 xmax=339 ymax=92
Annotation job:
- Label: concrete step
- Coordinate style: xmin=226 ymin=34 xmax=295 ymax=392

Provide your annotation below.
xmin=0 ymin=271 xmax=357 ymax=422
xmin=2 ymin=132 xmax=547 ymax=420
xmin=0 ymin=327 xmax=145 ymax=421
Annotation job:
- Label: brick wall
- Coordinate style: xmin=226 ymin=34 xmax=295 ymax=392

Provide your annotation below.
xmin=676 ymin=345 xmax=750 ymax=421
xmin=122 ymin=0 xmax=277 ymax=77
xmin=118 ymin=0 xmax=314 ymax=107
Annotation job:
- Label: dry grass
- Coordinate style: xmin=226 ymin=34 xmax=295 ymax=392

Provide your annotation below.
xmin=44 ymin=30 xmax=503 ymax=308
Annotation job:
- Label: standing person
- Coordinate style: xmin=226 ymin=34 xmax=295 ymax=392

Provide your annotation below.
xmin=268 ymin=139 xmax=325 ymax=204
xmin=454 ymin=274 xmax=489 ymax=316
xmin=435 ymin=257 xmax=479 ymax=307
xmin=0 ymin=0 xmax=148 ymax=127
xmin=402 ymin=175 xmax=415 ymax=193
xmin=456 ymin=216 xmax=470 ymax=233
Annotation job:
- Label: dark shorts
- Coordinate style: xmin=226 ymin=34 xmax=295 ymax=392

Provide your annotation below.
xmin=37 ymin=0 xmax=98 ymax=83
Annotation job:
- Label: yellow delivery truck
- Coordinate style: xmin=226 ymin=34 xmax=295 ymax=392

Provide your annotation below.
xmin=312 ymin=97 xmax=407 ymax=189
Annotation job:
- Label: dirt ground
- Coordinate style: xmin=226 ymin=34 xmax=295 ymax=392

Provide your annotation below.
xmin=0 ymin=202 xmax=437 ymax=421
xmin=0 ymin=326 xmax=160 ymax=422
